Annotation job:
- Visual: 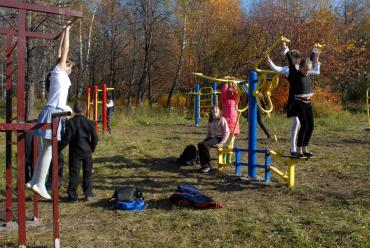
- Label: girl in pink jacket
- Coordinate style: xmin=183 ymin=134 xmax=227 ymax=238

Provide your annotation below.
xmin=221 ymin=83 xmax=240 ymax=136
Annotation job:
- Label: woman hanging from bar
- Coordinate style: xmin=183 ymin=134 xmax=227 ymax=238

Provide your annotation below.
xmin=26 ymin=22 xmax=75 ymax=199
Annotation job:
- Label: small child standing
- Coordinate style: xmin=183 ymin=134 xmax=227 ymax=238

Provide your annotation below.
xmin=61 ymin=102 xmax=98 ymax=202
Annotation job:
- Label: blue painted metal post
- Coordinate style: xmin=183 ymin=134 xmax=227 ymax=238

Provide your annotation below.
xmin=195 ymin=84 xmax=200 ymax=127
xmin=235 ymin=148 xmax=242 ymax=176
xmin=248 ymin=71 xmax=258 ymax=177
xmin=212 ymin=82 xmax=217 ymax=106
xmin=265 ymin=150 xmax=271 ymax=184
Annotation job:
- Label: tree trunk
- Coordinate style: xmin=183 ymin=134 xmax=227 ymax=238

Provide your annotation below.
xmin=127 ymin=35 xmax=137 ymax=108
xmin=148 ymin=63 xmax=153 ymax=108
xmin=167 ymin=11 xmax=187 ymax=109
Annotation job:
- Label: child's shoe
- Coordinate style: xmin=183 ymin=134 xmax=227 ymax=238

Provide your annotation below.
xmin=31 ymin=184 xmax=51 ymax=200
xmin=303 ymin=152 xmax=313 ymax=157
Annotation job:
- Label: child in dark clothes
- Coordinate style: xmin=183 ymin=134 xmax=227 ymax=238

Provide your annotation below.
xmin=61 ymin=102 xmax=98 ymax=202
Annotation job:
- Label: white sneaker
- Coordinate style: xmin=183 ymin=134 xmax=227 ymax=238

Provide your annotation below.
xmin=202 ymin=167 xmax=211 ymax=173
xmin=31 ymin=184 xmax=51 ymax=200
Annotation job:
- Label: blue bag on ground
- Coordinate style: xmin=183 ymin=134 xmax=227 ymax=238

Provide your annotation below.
xmin=112 ymin=186 xmax=145 ymax=212
xmin=115 ymin=200 xmax=145 ymax=212
xmin=170 ymin=184 xmax=224 ymax=208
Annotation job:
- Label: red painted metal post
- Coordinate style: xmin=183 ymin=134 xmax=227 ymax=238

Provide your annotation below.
xmin=16 ymin=9 xmax=27 ymax=247
xmin=86 ymin=87 xmax=91 ymax=118
xmin=5 ymin=34 xmax=13 ymax=224
xmin=102 ymin=84 xmax=107 ymax=133
xmin=51 ymin=116 xmax=60 ymax=248
xmin=32 ymin=135 xmax=39 ymax=220
xmin=93 ymin=85 xmax=99 ymax=132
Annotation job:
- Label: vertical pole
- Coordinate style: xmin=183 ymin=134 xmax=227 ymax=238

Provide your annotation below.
xmin=5 ymin=34 xmax=13 ymax=225
xmin=52 ymin=117 xmax=60 ymax=248
xmin=86 ymin=87 xmax=91 ymax=118
xmin=235 ymin=148 xmax=242 ymax=176
xmin=17 ymin=9 xmax=27 ymax=247
xmin=93 ymin=85 xmax=98 ymax=132
xmin=32 ymin=135 xmax=39 ymax=220
xmin=248 ymin=71 xmax=258 ymax=178
xmin=195 ymin=84 xmax=200 ymax=127
xmin=264 ymin=150 xmax=271 ymax=184
xmin=212 ymin=82 xmax=217 ymax=106
xmin=102 ymin=84 xmax=107 ymax=133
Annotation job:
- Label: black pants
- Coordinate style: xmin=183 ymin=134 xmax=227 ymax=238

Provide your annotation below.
xmin=67 ymin=155 xmax=93 ymax=199
xmin=257 ymin=110 xmax=271 ymax=139
xmin=107 ymin=108 xmax=114 ymax=132
xmin=198 ymin=137 xmax=222 ymax=168
xmin=294 ymin=100 xmax=314 ymax=147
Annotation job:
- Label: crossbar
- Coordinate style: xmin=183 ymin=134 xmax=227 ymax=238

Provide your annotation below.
xmin=0 ymin=2 xmax=82 ymax=17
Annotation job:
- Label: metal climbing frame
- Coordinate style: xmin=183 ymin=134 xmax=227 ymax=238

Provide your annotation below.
xmin=0 ymin=2 xmax=81 ymax=247
xmin=86 ymin=83 xmax=115 ymax=133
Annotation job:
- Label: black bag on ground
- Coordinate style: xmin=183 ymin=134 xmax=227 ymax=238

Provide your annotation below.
xmin=112 ymin=186 xmax=144 ymax=202
xmin=177 ymin=144 xmax=197 ymax=166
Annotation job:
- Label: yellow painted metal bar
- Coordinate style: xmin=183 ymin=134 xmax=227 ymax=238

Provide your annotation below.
xmin=193 ymin=72 xmax=245 ymax=85
xmin=270 ymin=166 xmax=288 ymax=180
xmin=255 ymin=36 xmax=290 ymax=74
xmin=269 ymin=150 xmax=296 ymax=188
xmin=254 ymin=74 xmax=280 ymax=114
xmin=287 ymin=158 xmax=295 ymax=188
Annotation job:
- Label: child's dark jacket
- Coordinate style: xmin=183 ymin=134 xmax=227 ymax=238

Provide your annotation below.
xmin=61 ymin=115 xmax=98 ymax=157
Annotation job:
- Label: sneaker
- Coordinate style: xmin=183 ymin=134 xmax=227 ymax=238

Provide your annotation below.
xmin=297 ymin=152 xmax=305 ymax=158
xmin=201 ymin=167 xmax=211 ymax=173
xmin=303 ymin=152 xmax=313 ymax=157
xmin=85 ymin=196 xmax=95 ymax=202
xmin=290 ymin=151 xmax=298 ymax=157
xmin=31 ymin=184 xmax=51 ymax=200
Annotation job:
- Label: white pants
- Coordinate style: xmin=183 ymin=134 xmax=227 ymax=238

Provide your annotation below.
xmin=29 ymin=138 xmax=52 ymax=191
xmin=290 ymin=117 xmax=300 ymax=152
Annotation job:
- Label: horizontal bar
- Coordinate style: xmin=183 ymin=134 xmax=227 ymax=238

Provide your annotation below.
xmin=0 ymin=123 xmax=51 ymax=131
xmin=0 ymin=28 xmax=59 ymax=40
xmin=52 ymin=111 xmax=71 ymax=118
xmin=0 ymin=2 xmax=82 ymax=17
xmin=235 ymin=163 xmax=268 ymax=168
xmin=234 ymin=148 xmax=269 ymax=154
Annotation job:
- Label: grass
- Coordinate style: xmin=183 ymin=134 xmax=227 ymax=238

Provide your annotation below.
xmin=0 ymin=108 xmax=369 ymax=248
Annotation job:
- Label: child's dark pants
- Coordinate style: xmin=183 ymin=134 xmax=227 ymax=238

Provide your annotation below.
xmin=67 ymin=155 xmax=93 ymax=200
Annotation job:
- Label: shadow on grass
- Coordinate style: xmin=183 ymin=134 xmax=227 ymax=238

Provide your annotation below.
xmin=92 ymin=154 xmax=276 ymax=195
xmin=94 ymin=155 xmax=180 ymax=174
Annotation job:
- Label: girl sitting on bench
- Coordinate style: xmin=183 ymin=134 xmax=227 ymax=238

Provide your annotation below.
xmin=198 ymin=106 xmax=230 ymax=173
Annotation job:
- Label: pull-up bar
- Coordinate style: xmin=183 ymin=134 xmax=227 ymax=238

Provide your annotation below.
xmin=0 ymin=2 xmax=82 ymax=248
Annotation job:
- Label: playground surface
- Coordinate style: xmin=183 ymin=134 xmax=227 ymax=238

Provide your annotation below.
xmin=0 ymin=111 xmax=369 ymax=248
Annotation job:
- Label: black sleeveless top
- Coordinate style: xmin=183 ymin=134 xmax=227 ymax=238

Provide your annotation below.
xmin=286 ymin=52 xmax=313 ymax=96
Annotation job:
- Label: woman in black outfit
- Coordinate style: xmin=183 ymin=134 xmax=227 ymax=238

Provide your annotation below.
xmin=284 ymin=43 xmax=321 ymax=157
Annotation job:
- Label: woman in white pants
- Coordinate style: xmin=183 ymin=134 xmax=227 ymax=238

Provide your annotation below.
xmin=26 ymin=24 xmax=75 ymax=199
xmin=267 ymin=45 xmax=320 ymax=156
